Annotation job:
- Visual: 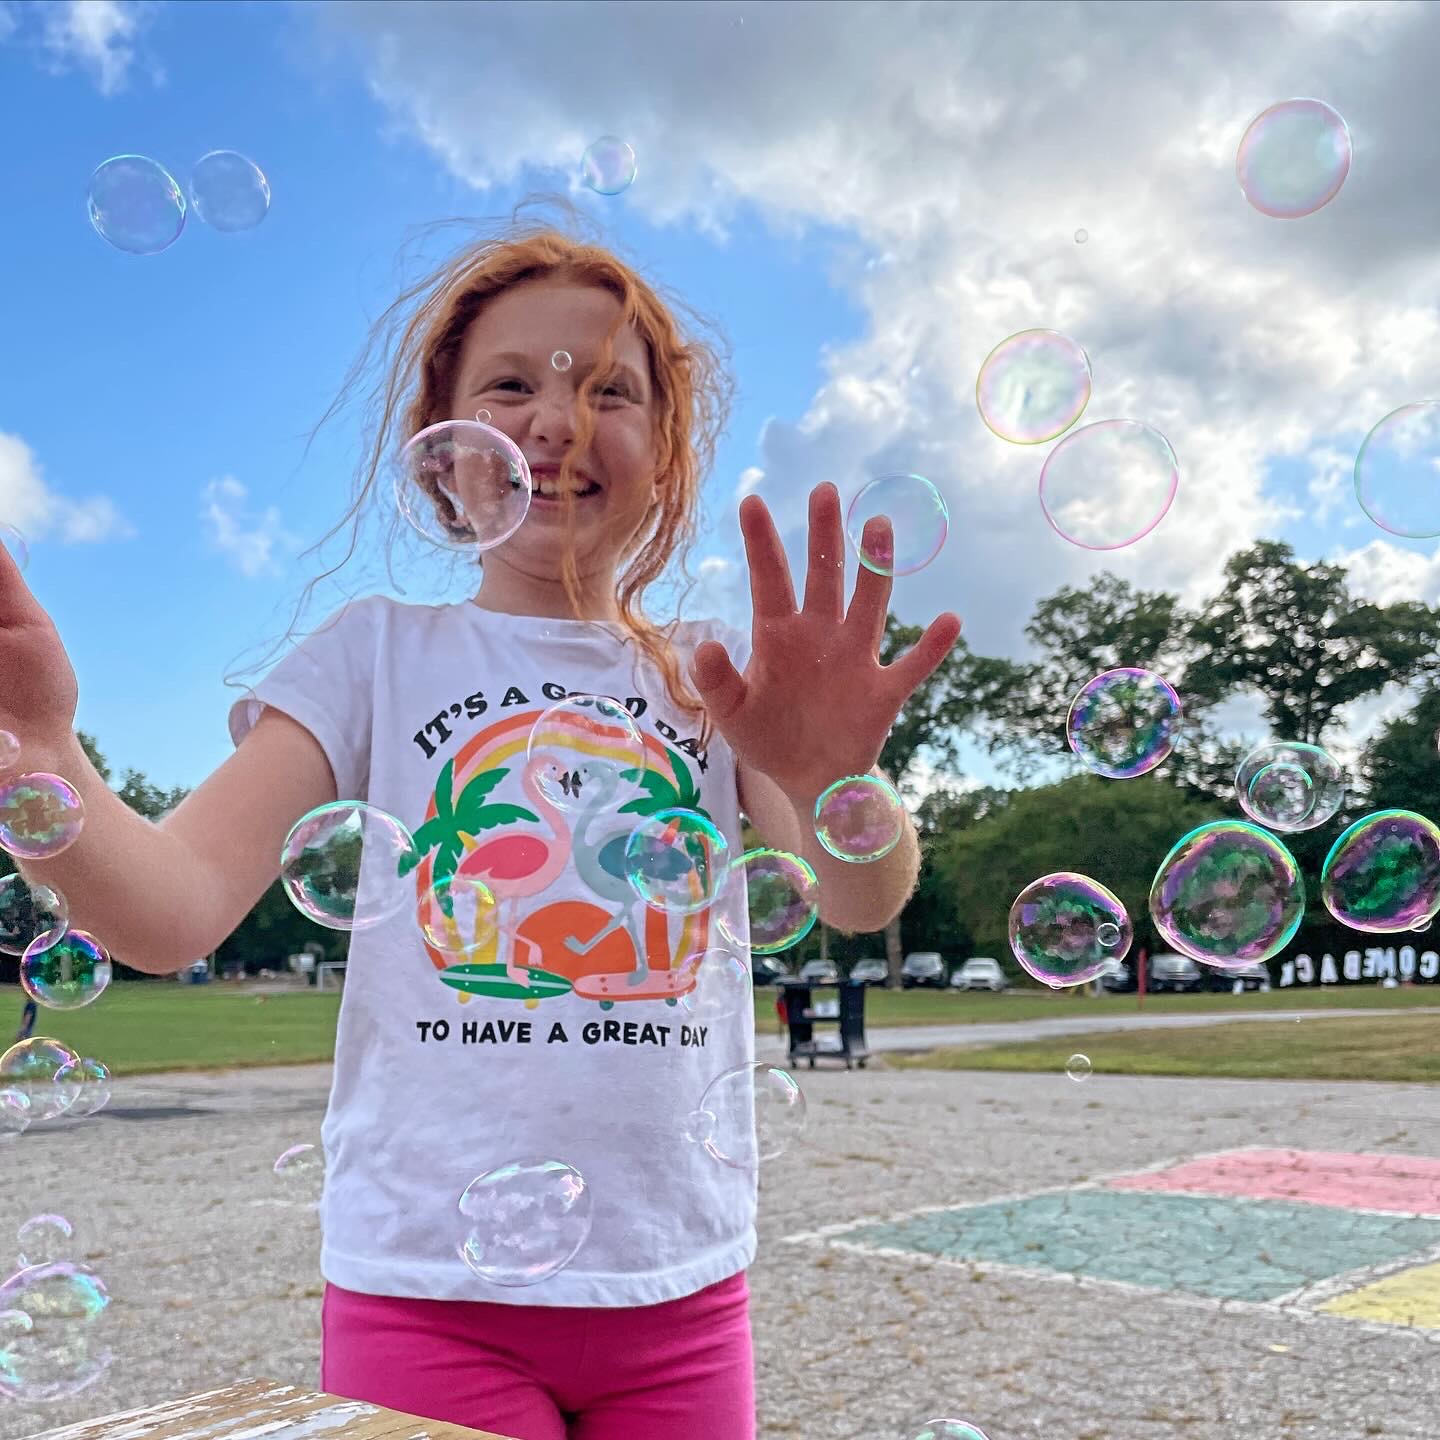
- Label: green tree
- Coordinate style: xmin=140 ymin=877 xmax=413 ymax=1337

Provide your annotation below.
xmin=875 ymin=615 xmax=995 ymax=983
xmin=1363 ymin=690 xmax=1440 ymax=817
xmin=980 ymin=574 xmax=1194 ymax=770
xmin=1185 ymin=541 xmax=1440 ymax=744
xmin=936 ymin=774 xmax=1213 ymax=973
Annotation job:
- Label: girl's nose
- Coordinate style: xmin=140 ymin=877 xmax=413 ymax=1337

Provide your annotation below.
xmin=529 ymin=388 xmax=578 ymax=446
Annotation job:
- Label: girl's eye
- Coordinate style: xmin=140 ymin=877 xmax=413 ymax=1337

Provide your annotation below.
xmin=489 ymin=378 xmax=528 ymax=393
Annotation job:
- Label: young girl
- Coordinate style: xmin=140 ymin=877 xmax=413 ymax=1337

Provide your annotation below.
xmin=3 ymin=223 xmax=960 ymax=1440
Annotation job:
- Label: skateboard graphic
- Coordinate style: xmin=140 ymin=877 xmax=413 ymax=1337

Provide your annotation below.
xmin=437 ymin=962 xmax=573 ymax=1007
xmin=570 ymin=967 xmax=697 ymax=1009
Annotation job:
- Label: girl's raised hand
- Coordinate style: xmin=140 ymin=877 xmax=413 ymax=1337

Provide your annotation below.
xmin=690 ymin=483 xmax=961 ymax=804
xmin=0 ymin=542 xmax=79 ymax=752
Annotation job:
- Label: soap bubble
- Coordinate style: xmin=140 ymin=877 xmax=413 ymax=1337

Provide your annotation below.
xmin=0 ymin=875 xmax=68 ymax=957
xmin=677 ymin=949 xmax=751 ymax=1023
xmin=814 ymin=774 xmax=905 ymax=863
xmin=0 ymin=1039 xmax=79 ymax=1124
xmin=1151 ymin=820 xmax=1304 ymax=967
xmin=845 ymin=474 xmax=948 ymax=576
xmin=1065 ymin=1054 xmax=1093 ymax=1083
xmin=397 ymin=419 xmax=531 ymax=553
xmin=0 ymin=731 xmax=17 ymax=771
xmin=21 ymin=930 xmax=111 ymax=1011
xmin=580 ymin=136 xmax=637 ymax=195
xmin=86 ymin=154 xmax=186 ymax=255
xmin=624 ymin=809 xmax=729 ymax=915
xmin=1039 ymin=419 xmax=1179 ymax=550
xmin=1074 ymin=228 xmax=1089 ymax=244
xmin=417 ymin=873 xmax=499 ymax=956
xmin=0 ymin=773 xmax=85 ymax=860
xmin=273 ymin=1142 xmax=325 ymax=1207
xmin=551 ymin=350 xmax=573 ymax=372
xmin=52 ymin=1059 xmax=111 ymax=1120
xmin=717 ymin=849 xmax=819 ymax=955
xmin=0 ymin=1261 xmax=112 ymax=1403
xmin=1236 ymin=741 xmax=1346 ymax=832
xmin=691 ymin=1062 xmax=807 ymax=1170
xmin=0 ymin=527 xmax=25 ymax=573
xmin=1354 ymin=402 xmax=1440 ymax=539
xmin=975 ymin=329 xmax=1092 ymax=445
xmin=1066 ymin=668 xmax=1181 ymax=779
xmin=16 ymin=1216 xmax=73 ymax=1270
xmin=1097 ymin=922 xmax=1121 ymax=948
xmin=1321 ymin=810 xmax=1440 ymax=934
xmin=526 ymin=694 xmax=646 ymax=813
xmin=1008 ymin=873 xmax=1132 ymax=987
xmin=458 ymin=1158 xmax=592 ymax=1287
xmin=910 ymin=1423 xmax=991 ymax=1440
xmin=0 ymin=1088 xmax=30 ymax=1139
xmin=280 ymin=801 xmax=419 ymax=932
xmin=1236 ymin=98 xmax=1352 ymax=220
xmin=474 ymin=408 xmax=492 ymax=423
xmin=188 ymin=149 xmax=270 ymax=232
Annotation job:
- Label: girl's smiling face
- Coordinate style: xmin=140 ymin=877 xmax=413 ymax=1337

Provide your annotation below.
xmin=452 ymin=277 xmax=660 ymax=611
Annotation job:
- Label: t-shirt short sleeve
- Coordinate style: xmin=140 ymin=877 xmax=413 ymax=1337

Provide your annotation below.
xmin=227 ymin=597 xmax=382 ymax=803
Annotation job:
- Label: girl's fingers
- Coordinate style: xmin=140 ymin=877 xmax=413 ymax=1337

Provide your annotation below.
xmin=739 ymin=495 xmax=798 ymax=619
xmin=801 ymin=483 xmax=845 ymax=622
xmin=690 ymin=639 xmax=749 ymax=724
xmin=884 ymin=612 xmax=964 ymax=698
xmin=844 ymin=516 xmax=894 ymax=653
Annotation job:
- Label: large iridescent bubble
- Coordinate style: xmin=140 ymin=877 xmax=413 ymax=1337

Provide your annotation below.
xmin=0 ymin=1038 xmax=80 ymax=1124
xmin=976 ymin=329 xmax=1091 ymax=444
xmin=1235 ymin=741 xmax=1346 ymax=833
xmin=1321 ymin=810 xmax=1440 ymax=934
xmin=1039 ymin=419 xmax=1179 ymax=550
xmin=1150 ymin=821 xmax=1304 ymax=968
xmin=458 ymin=1159 xmax=592 ymax=1287
xmin=1066 ymin=668 xmax=1181 ymax=779
xmin=1008 ymin=873 xmax=1132 ymax=987
xmin=20 ymin=930 xmax=111 ymax=1011
xmin=1236 ymin=98 xmax=1352 ymax=220
xmin=1354 ymin=402 xmax=1440 ymax=540
xmin=0 ymin=1261 xmax=112 ymax=1402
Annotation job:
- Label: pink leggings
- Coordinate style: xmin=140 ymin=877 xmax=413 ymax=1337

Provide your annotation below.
xmin=320 ymin=1272 xmax=754 ymax=1440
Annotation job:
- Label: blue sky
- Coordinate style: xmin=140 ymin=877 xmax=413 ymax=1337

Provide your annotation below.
xmin=0 ymin=2 xmax=865 ymax=788
xmin=2 ymin=0 xmax=1439 ymax=795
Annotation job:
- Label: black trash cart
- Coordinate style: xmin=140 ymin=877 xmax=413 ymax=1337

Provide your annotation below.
xmin=780 ymin=979 xmax=870 ymax=1070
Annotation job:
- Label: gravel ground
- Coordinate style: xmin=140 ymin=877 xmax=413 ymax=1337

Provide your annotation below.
xmin=3 ymin=1055 xmax=1439 ymax=1440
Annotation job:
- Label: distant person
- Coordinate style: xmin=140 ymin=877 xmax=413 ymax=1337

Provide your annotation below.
xmin=14 ymin=995 xmax=37 ymax=1043
xmin=0 ymin=223 xmax=958 ymax=1440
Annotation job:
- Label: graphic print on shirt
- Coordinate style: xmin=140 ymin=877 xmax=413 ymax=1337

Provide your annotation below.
xmin=401 ymin=704 xmax=717 ymax=1012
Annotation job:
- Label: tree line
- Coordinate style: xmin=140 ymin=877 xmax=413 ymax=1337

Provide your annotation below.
xmin=4 ymin=538 xmax=1438 ymax=986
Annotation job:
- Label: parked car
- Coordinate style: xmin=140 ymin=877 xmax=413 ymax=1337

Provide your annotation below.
xmin=798 ymin=959 xmax=840 ymax=985
xmin=901 ymin=951 xmax=947 ymax=989
xmin=1149 ymin=952 xmax=1202 ymax=993
xmin=848 ymin=958 xmax=889 ymax=986
xmin=950 ymin=957 xmax=1006 ymax=992
xmin=1099 ymin=958 xmax=1134 ymax=993
xmin=751 ymin=956 xmax=792 ymax=986
xmin=1205 ymin=962 xmax=1271 ymax=993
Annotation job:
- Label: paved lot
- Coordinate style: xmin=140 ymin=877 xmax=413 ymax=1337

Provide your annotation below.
xmin=3 ymin=1046 xmax=1440 ymax=1440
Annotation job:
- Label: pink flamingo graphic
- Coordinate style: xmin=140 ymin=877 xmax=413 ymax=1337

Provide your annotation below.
xmin=454 ymin=753 xmax=572 ymax=985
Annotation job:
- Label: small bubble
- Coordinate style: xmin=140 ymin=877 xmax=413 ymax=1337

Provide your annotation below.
xmin=474 ymin=409 xmax=492 ymax=424
xmin=1065 ymin=1053 xmax=1093 ymax=1082
xmin=551 ymin=350 xmax=573 ymax=373
xmin=1097 ymin=922 xmax=1120 ymax=948
xmin=1074 ymin=228 xmax=1089 ymax=244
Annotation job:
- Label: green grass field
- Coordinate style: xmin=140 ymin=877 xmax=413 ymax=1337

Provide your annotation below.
xmin=1 ymin=980 xmax=1435 ymax=1077
xmin=889 ymin=1011 xmax=1440 ymax=1084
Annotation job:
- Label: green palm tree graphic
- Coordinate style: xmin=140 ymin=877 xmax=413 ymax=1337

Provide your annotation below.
xmin=401 ymin=760 xmax=538 ymax=913
xmin=617 ymin=747 xmax=711 ymax=822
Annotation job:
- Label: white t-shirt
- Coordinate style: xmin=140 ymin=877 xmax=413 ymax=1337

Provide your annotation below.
xmin=229 ymin=597 xmax=758 ymax=1308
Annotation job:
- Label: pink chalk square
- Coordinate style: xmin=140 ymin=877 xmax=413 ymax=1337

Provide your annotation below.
xmin=1108 ymin=1149 xmax=1440 ymax=1215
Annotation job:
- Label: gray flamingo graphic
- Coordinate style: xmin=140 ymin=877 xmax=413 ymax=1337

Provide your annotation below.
xmin=562 ymin=760 xmax=657 ymax=984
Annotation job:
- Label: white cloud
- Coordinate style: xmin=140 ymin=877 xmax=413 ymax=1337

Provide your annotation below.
xmin=200 ymin=477 xmax=297 ymax=578
xmin=39 ymin=0 xmax=153 ymax=95
xmin=319 ymin=0 xmax=1440 ymax=657
xmin=735 ymin=466 xmax=764 ymax=499
xmin=0 ymin=431 xmax=133 ymax=546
